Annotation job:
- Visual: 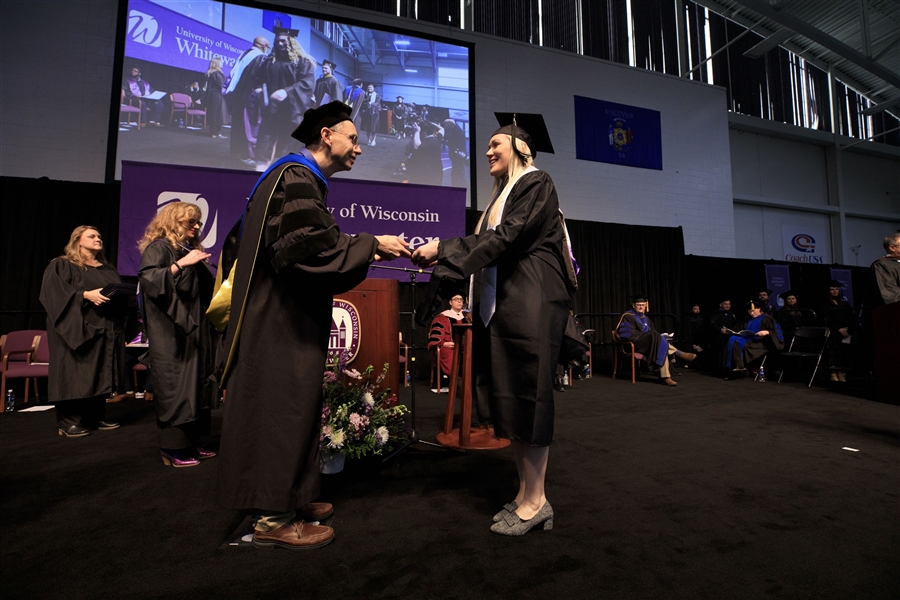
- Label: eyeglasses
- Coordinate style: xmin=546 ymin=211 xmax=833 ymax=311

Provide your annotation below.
xmin=329 ymin=128 xmax=360 ymax=147
xmin=183 ymin=219 xmax=203 ymax=228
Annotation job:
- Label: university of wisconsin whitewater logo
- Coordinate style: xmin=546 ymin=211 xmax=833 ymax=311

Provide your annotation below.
xmin=128 ymin=10 xmax=162 ymax=47
xmin=791 ymin=234 xmax=816 ymax=253
xmin=330 ymin=300 xmax=361 ymax=364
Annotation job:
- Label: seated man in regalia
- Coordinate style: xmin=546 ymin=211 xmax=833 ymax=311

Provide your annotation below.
xmin=616 ymin=294 xmax=696 ymax=387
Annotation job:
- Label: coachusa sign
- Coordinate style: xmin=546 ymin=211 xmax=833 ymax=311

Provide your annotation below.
xmin=782 ymin=225 xmax=827 ymax=264
xmin=118 ymin=161 xmax=465 ymax=280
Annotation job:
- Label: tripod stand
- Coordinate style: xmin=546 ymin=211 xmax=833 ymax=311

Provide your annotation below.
xmin=370 ymin=264 xmax=459 ymax=462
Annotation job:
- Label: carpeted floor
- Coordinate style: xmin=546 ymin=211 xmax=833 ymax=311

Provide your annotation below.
xmin=2 ymin=370 xmax=898 ymax=599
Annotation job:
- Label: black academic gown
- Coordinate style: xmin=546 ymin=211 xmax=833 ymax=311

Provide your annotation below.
xmin=727 ymin=314 xmax=784 ymax=369
xmin=217 ymin=161 xmax=379 ymax=512
xmin=418 ymin=170 xmax=571 ymax=446
xmin=205 ymin=70 xmax=227 ymax=136
xmin=314 ymin=75 xmax=342 ymax=106
xmin=39 ymin=259 xmax=127 ymax=401
xmin=255 ymin=57 xmax=315 ymax=160
xmin=138 ymin=240 xmax=216 ymax=449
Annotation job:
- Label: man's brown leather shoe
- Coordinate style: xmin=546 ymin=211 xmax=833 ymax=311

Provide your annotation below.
xmin=252 ymin=521 xmax=334 ymax=550
xmin=297 ymin=502 xmax=333 ymax=521
xmin=661 ymin=377 xmax=678 ymax=386
xmin=679 ymin=352 xmax=697 ymax=362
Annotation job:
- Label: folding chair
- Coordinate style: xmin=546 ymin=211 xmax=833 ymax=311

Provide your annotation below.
xmin=777 ymin=326 xmax=830 ymax=387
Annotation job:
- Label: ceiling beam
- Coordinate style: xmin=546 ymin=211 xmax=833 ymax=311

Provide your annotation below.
xmin=692 ymin=0 xmax=879 ymax=100
xmin=731 ymin=0 xmax=900 ymax=91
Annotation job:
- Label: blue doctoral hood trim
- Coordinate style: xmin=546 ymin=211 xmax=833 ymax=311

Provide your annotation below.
xmin=240 ymin=150 xmax=327 ymax=238
xmin=246 ymin=151 xmax=326 ymax=203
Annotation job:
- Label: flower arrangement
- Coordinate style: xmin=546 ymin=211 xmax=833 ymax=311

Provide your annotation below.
xmin=320 ymin=353 xmax=409 ymax=460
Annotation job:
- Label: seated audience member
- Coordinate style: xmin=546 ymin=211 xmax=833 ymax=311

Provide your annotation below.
xmin=616 ymin=295 xmax=696 ymax=386
xmin=776 ymin=290 xmax=805 ymax=347
xmin=427 ymin=293 xmax=468 ymax=384
xmin=683 ymin=303 xmax=708 ymax=366
xmin=708 ymin=297 xmax=737 ymax=371
xmin=723 ymin=301 xmax=783 ymax=379
xmin=186 ymin=81 xmax=203 ymax=105
xmin=756 ymin=288 xmax=774 ymax=314
xmin=123 ymin=66 xmax=163 ymax=126
xmin=820 ymin=280 xmax=855 ymax=382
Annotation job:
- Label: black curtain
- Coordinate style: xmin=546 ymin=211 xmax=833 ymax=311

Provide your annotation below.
xmin=684 ymin=255 xmax=871 ymax=315
xmin=0 ymin=176 xmax=121 ymax=333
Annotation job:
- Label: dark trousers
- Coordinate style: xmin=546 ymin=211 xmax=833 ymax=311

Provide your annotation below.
xmin=158 ymin=408 xmax=211 ymax=450
xmin=56 ymin=395 xmax=106 ymax=428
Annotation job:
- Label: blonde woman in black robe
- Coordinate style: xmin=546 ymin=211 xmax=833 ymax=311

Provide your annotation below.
xmin=138 ymin=202 xmax=216 ymax=467
xmin=413 ymin=114 xmax=574 ymax=536
xmin=40 ymin=226 xmax=126 ymax=437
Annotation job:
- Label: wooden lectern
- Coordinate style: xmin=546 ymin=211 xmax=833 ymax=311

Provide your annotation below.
xmin=872 ymin=301 xmax=900 ymax=404
xmin=435 ymin=322 xmax=510 ymax=450
xmin=334 ymin=278 xmax=400 ymax=393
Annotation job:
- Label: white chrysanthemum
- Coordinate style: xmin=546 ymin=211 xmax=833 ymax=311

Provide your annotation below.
xmin=327 ymin=429 xmax=345 ymax=449
xmin=376 ymin=426 xmax=389 ymax=446
xmin=362 ymin=392 xmax=375 ymax=406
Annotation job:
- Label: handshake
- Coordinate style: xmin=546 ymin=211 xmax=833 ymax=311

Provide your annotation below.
xmin=374 ymin=237 xmax=440 ymax=269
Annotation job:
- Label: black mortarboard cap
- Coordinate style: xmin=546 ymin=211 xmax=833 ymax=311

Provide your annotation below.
xmin=493 ymin=112 xmax=554 ymax=157
xmin=273 ymin=26 xmax=300 ymax=37
xmin=758 ymin=288 xmax=773 ymax=295
xmin=630 ymin=294 xmax=649 ymax=303
xmin=744 ymin=300 xmax=759 ymax=311
xmin=828 ymin=279 xmax=844 ymax=288
xmin=291 ymin=101 xmax=352 ymax=144
xmin=779 ymin=290 xmax=797 ymax=300
xmin=321 ymin=59 xmax=336 ymax=69
xmin=719 ymin=296 xmax=731 ymax=304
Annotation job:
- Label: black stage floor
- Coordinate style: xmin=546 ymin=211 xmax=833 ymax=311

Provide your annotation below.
xmin=2 ymin=370 xmax=898 ymax=599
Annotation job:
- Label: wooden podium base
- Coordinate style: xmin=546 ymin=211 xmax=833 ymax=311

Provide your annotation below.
xmin=436 ymin=427 xmax=510 ymax=450
xmin=436 ymin=322 xmax=511 ymax=451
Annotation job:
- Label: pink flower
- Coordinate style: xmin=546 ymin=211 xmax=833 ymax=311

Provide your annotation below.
xmin=343 ymin=368 xmax=363 ymax=380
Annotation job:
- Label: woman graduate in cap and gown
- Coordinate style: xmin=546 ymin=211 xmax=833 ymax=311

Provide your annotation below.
xmin=413 ymin=113 xmax=577 ymax=535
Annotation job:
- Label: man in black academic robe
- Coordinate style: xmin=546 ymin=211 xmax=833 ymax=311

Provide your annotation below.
xmin=616 ymin=295 xmax=696 ymax=386
xmin=216 ymin=102 xmax=410 ymax=550
xmin=225 ymin=36 xmax=269 ymax=165
xmin=314 ymin=60 xmax=342 ymax=106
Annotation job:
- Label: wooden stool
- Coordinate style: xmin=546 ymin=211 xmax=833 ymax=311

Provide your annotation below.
xmin=435 ymin=322 xmax=510 ymax=450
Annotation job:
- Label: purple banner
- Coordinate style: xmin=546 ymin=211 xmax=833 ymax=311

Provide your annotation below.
xmin=830 ymin=268 xmax=854 ymax=306
xmin=125 ymin=0 xmax=250 ymax=72
xmin=119 ymin=161 xmax=466 ymax=280
xmin=765 ymin=264 xmax=792 ymax=309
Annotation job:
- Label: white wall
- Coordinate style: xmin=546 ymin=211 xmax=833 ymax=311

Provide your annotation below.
xmin=470 ymin=36 xmax=734 ymax=257
xmin=729 ymin=120 xmax=900 ymax=265
xmin=730 ymin=130 xmax=829 ymax=206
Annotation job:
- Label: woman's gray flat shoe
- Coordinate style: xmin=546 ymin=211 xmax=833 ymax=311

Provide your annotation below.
xmin=490 ymin=502 xmax=553 ymax=536
xmin=492 ymin=501 xmax=518 ymax=523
